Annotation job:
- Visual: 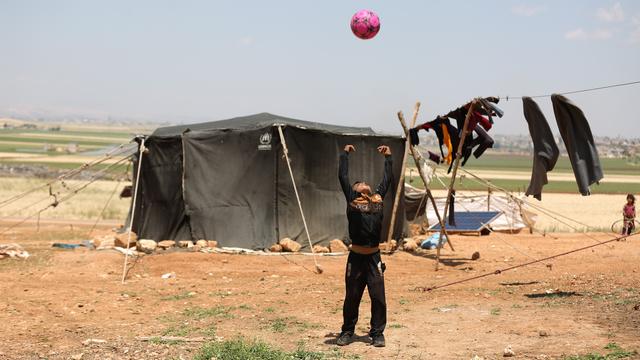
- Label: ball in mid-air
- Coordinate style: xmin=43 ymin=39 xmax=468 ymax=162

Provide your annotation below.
xmin=350 ymin=9 xmax=380 ymax=40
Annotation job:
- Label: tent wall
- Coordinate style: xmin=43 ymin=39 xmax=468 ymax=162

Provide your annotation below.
xmin=181 ymin=128 xmax=276 ymax=249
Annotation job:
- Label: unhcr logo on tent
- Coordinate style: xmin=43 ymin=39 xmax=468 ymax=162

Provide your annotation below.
xmin=258 ymin=131 xmax=272 ymax=151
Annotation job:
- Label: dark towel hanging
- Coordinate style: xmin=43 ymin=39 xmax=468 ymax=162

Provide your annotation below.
xmin=551 ymin=94 xmax=603 ymax=196
xmin=522 ymin=97 xmax=560 ymax=200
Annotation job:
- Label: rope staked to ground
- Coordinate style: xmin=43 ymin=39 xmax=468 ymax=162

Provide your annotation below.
xmin=0 ymin=142 xmax=134 ymax=210
xmin=416 ymin=231 xmax=640 ymax=293
xmin=0 ymin=155 xmax=132 ymax=237
xmin=276 ymin=126 xmax=322 ymax=274
xmin=457 ymin=168 xmax=614 ymax=245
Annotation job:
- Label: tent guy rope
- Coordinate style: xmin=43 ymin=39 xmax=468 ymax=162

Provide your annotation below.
xmin=0 ymin=142 xmax=134 ymax=210
xmin=276 ymin=126 xmax=323 ymax=275
xmin=415 ymin=231 xmax=639 ymax=292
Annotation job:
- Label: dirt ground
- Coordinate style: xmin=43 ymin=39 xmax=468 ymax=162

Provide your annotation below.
xmin=0 ymin=224 xmax=639 ymax=360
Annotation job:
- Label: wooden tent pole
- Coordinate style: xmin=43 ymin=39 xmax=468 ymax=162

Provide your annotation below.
xmin=436 ymin=99 xmax=479 ymax=270
xmin=121 ymin=137 xmax=146 ymax=284
xmin=386 ymin=102 xmax=421 ymax=244
xmin=397 ymin=111 xmax=454 ymax=253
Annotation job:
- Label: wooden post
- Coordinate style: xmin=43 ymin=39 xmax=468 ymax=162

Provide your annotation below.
xmin=387 ymin=102 xmax=421 ymax=244
xmin=397 ymin=111 xmax=454 ymax=253
xmin=487 ymin=182 xmax=492 ymax=211
xmin=436 ymin=99 xmax=478 ymax=270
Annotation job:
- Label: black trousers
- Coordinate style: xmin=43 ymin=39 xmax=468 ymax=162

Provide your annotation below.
xmin=341 ymin=251 xmax=386 ymax=337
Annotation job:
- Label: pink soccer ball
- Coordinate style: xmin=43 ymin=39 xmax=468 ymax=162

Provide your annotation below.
xmin=350 ymin=9 xmax=380 ymax=40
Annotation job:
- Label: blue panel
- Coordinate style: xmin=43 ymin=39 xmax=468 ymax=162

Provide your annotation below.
xmin=430 ymin=211 xmax=502 ymax=232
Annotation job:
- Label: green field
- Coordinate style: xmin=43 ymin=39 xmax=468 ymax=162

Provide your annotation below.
xmin=459 ymin=154 xmax=640 ymax=175
xmin=0 ymin=125 xmax=137 ymax=170
xmin=407 ymin=175 xmax=640 ymax=195
xmin=404 ymin=152 xmax=640 ymax=195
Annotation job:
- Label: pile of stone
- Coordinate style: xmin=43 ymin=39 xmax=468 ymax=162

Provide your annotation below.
xmin=400 ymin=236 xmax=424 ymax=252
xmin=269 ymin=238 xmax=349 ymax=253
xmin=91 ymin=230 xmax=218 ymax=255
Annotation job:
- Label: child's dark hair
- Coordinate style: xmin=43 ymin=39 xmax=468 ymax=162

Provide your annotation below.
xmin=627 ymin=194 xmax=636 ymax=204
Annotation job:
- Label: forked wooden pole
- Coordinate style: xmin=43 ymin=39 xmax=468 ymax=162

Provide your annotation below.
xmin=387 ymin=102 xmax=421 ymax=244
xmin=436 ymin=99 xmax=479 ymax=270
xmin=397 ymin=111 xmax=454 ymax=254
xmin=122 ymin=137 xmax=146 ymax=284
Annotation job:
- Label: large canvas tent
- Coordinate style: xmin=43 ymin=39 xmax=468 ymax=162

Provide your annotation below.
xmin=128 ymin=113 xmax=406 ymax=250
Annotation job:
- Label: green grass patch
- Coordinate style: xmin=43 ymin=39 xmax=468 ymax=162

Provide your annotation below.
xmin=148 ymin=337 xmax=184 ymax=346
xmin=266 ymin=316 xmax=322 ymax=333
xmin=562 ymin=342 xmax=638 ymax=359
xmin=161 ymin=291 xmax=196 ymax=301
xmin=490 ymin=307 xmax=501 ymax=316
xmin=194 ymin=338 xmax=355 ymax=360
xmin=162 ymin=323 xmax=193 ymax=337
xmin=183 ymin=306 xmax=235 ymax=320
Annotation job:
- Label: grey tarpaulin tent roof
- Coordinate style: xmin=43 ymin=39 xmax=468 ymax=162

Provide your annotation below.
xmin=128 ymin=113 xmax=406 ymax=250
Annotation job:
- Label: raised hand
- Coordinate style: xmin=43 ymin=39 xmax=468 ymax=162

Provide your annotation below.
xmin=377 ymin=145 xmax=391 ymax=156
xmin=344 ymin=144 xmax=356 ymax=153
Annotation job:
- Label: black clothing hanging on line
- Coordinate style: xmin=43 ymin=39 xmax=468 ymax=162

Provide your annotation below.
xmin=522 ymin=97 xmax=559 ymax=200
xmin=551 ymin=94 xmax=603 ymax=196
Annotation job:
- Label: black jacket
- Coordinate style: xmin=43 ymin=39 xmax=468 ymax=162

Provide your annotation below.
xmin=338 ymin=152 xmax=393 ymax=247
xmin=551 ymin=94 xmax=603 ymax=196
xmin=523 ymin=97 xmax=559 ymax=200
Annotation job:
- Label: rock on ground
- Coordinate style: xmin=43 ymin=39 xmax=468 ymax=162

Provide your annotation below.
xmin=114 ymin=232 xmax=137 ymax=248
xmin=279 ymin=238 xmax=301 ymax=252
xmin=207 ymin=240 xmax=218 ymax=248
xmin=178 ymin=241 xmax=193 ymax=248
xmin=136 ymin=240 xmax=157 ymax=254
xmin=157 ymin=240 xmax=175 ymax=250
xmin=379 ymin=240 xmax=398 ymax=252
xmin=503 ymin=345 xmax=515 ymax=357
xmin=312 ymin=245 xmax=330 ymax=253
xmin=402 ymin=238 xmax=418 ymax=252
xmin=269 ymin=244 xmax=283 ymax=252
xmin=94 ymin=235 xmax=115 ymax=249
xmin=195 ymin=240 xmax=208 ymax=248
xmin=329 ymin=239 xmax=349 ymax=253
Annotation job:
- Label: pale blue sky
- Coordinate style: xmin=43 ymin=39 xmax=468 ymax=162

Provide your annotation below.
xmin=1 ymin=1 xmax=639 ymax=136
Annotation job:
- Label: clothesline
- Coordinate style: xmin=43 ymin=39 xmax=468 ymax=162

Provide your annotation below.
xmin=502 ymin=80 xmax=640 ymax=101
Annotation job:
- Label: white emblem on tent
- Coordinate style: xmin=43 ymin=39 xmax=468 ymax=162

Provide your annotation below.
xmin=258 ymin=131 xmax=272 ymax=151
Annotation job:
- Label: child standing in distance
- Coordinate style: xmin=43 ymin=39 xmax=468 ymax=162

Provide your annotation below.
xmin=622 ymin=194 xmax=636 ymax=235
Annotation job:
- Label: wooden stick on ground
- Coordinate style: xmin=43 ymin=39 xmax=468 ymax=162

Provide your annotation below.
xmin=387 ymin=102 xmax=421 ymax=244
xmin=436 ymin=99 xmax=479 ymax=270
xmin=397 ymin=111 xmax=454 ymax=254
xmin=137 ymin=336 xmax=210 ymax=343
